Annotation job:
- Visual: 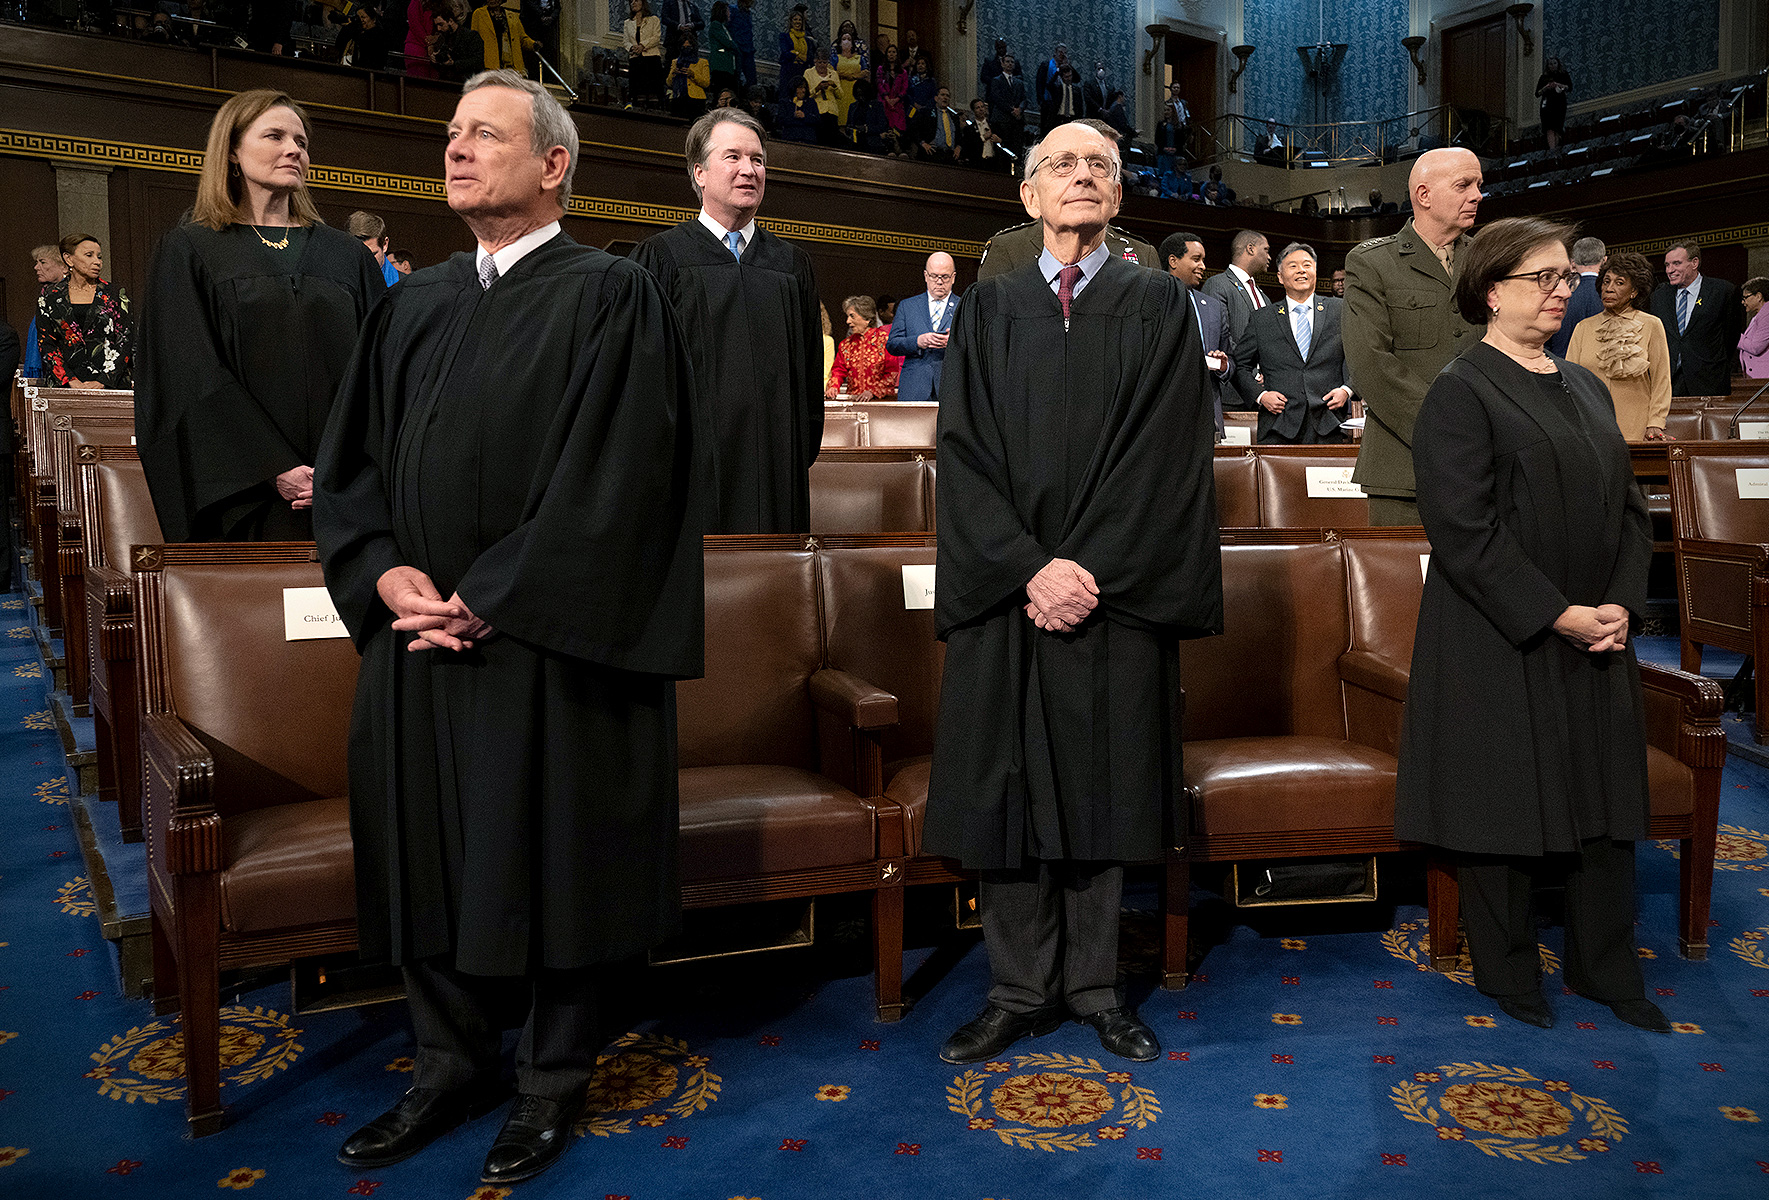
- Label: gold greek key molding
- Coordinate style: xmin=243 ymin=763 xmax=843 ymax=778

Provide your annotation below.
xmin=0 ymin=127 xmax=986 ymax=259
xmin=1608 ymin=223 xmax=1769 ymax=257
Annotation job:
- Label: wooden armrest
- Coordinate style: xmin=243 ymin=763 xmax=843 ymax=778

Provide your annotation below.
xmin=140 ymin=711 xmax=220 ymax=874
xmin=1677 ymin=537 xmax=1769 ymax=568
xmin=1339 ymin=649 xmax=1409 ymax=702
xmin=1638 ymin=662 xmax=1727 ymax=770
xmin=810 ymin=667 xmax=900 ymax=730
xmin=857 ymin=792 xmax=910 ymax=860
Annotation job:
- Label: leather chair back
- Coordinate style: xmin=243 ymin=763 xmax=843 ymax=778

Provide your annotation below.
xmin=818 ymin=543 xmax=943 ymax=768
xmin=1253 ymin=449 xmax=1370 ymax=528
xmin=97 ymin=457 xmax=161 ymax=571
xmin=678 ymin=546 xmax=822 ymax=770
xmin=1343 ymin=534 xmax=1432 ymax=668
xmin=1212 ymin=451 xmax=1260 ymax=527
xmin=146 ymin=549 xmax=358 ymax=815
xmin=1661 ymin=410 xmax=1705 ymax=441
xmin=823 ymin=409 xmax=866 ymax=447
xmin=1672 ymin=447 xmax=1769 ymax=543
xmin=1176 ymin=541 xmax=1349 ymax=741
xmin=1698 ymin=409 xmax=1759 ymax=441
xmin=856 ymin=403 xmax=937 ymax=448
xmin=809 ymin=459 xmax=930 ymax=532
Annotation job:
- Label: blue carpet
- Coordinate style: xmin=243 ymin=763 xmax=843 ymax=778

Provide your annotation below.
xmin=2 ymin=589 xmax=1768 ymax=1198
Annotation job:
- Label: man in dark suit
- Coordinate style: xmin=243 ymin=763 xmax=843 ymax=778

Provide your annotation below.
xmin=1034 ymin=43 xmax=1068 ymax=121
xmin=1161 ymin=231 xmax=1237 ymax=439
xmin=1235 ymin=241 xmax=1353 ymax=443
xmin=1200 ymin=228 xmax=1271 ymax=344
xmin=911 ymin=86 xmax=971 ymax=163
xmin=1082 ymin=61 xmax=1109 ymax=119
xmin=659 ymin=0 xmax=703 ymax=59
xmin=1547 ymin=236 xmax=1605 ymax=358
xmin=887 ymin=251 xmax=959 ymax=403
xmin=1649 ymin=241 xmax=1742 ymax=396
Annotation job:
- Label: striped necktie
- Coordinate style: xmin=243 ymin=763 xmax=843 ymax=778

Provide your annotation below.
xmin=1295 ymin=302 xmax=1312 ymax=359
xmin=1677 ymin=288 xmax=1691 ymax=334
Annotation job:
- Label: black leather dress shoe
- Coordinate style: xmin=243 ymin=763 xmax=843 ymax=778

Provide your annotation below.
xmin=481 ymin=1092 xmax=587 ymax=1185
xmin=338 ymin=1084 xmax=508 ymax=1168
xmin=1606 ymin=998 xmax=1672 ymax=1033
xmin=939 ymin=1005 xmax=1063 ymax=1064
xmin=1080 ymin=1008 xmax=1160 ymax=1062
xmin=1494 ymin=992 xmax=1555 ymax=1029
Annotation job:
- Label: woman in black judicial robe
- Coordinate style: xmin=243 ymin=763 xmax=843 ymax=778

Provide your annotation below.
xmin=1394 ymin=217 xmax=1664 ymax=1031
xmin=137 ymin=89 xmax=386 ymax=543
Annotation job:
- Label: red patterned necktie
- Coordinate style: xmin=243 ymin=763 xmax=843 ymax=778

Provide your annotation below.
xmin=1057 ymin=264 xmax=1082 ymax=323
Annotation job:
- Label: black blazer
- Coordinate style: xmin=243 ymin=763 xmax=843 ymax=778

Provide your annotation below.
xmin=1648 ymin=276 xmax=1742 ymax=396
xmin=1233 ymin=294 xmax=1351 ymax=442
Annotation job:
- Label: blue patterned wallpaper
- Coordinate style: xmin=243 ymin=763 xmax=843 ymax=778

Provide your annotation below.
xmin=608 ymin=0 xmax=832 ymax=71
xmin=1539 ymin=0 xmax=1720 ymax=105
xmin=969 ymin=0 xmax=1138 ymax=109
xmin=1242 ymin=0 xmax=1410 ymax=129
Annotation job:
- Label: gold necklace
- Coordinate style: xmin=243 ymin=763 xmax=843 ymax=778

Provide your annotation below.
xmin=251 ymin=224 xmax=292 ymax=250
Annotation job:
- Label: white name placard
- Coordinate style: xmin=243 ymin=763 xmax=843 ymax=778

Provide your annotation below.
xmin=1304 ymin=465 xmax=1363 ymax=498
xmin=1221 ymin=426 xmax=1253 ymax=446
xmin=1420 ymin=553 xmax=1431 ymax=581
xmin=284 ymin=586 xmax=349 ymax=640
xmin=901 ymin=564 xmax=936 ymax=610
xmin=1739 ymin=421 xmax=1769 ymax=441
xmin=1738 ymin=469 xmax=1769 ymax=499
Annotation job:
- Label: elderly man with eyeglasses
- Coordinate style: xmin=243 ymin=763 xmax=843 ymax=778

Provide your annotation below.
xmin=922 ymin=120 xmax=1222 ymax=1066
xmin=886 ymin=252 xmax=959 ymax=402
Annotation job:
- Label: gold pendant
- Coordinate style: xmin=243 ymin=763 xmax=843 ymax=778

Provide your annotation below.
xmin=252 ymin=224 xmax=291 ymax=250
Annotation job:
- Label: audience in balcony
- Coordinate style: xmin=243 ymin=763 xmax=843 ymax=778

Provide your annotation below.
xmin=1033 ymin=42 xmax=1068 ymax=125
xmin=339 ymin=2 xmax=394 ymax=70
xmin=1537 ymin=55 xmax=1572 ymax=150
xmin=830 ymin=20 xmax=867 ymax=69
xmin=624 ymin=0 xmax=665 ymax=108
xmin=980 ymin=37 xmax=1008 ymax=92
xmin=705 ymin=2 xmax=739 ymax=102
xmin=666 ymin=33 xmax=711 ymax=119
xmin=846 ymin=78 xmax=900 ymax=156
xmin=1565 ymin=251 xmax=1672 ymax=441
xmin=804 ymin=54 xmax=843 ymax=142
xmin=831 ymin=30 xmax=866 ymax=128
xmin=898 ymin=28 xmax=924 ymax=75
xmin=403 ymin=0 xmax=438 ymax=77
xmin=969 ymin=99 xmax=1011 ymax=171
xmin=1153 ymin=83 xmax=1189 ymax=161
xmin=1739 ymin=278 xmax=1769 ymax=379
xmin=777 ymin=78 xmax=817 ymax=143
xmin=470 ymin=1 xmax=537 ymax=74
xmin=1044 ymin=63 xmax=1084 ymax=129
xmin=777 ymin=7 xmax=815 ymax=98
xmin=659 ymin=0 xmax=703 ymax=60
xmin=825 ymin=294 xmax=902 ymax=400
xmin=911 ymin=86 xmax=971 ymax=165
xmin=907 ymin=52 xmax=938 ymax=121
xmin=984 ymin=53 xmax=1027 ymax=150
xmin=876 ymin=43 xmax=910 ymax=141
xmin=728 ymin=0 xmax=755 ymax=90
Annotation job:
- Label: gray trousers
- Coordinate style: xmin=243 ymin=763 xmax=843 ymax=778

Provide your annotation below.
xmin=1459 ymin=838 xmax=1646 ymax=1003
xmin=980 ymin=861 xmax=1123 ymax=1017
xmin=1366 ymin=495 xmax=1421 ymax=527
xmin=405 ymin=956 xmax=600 ymax=1102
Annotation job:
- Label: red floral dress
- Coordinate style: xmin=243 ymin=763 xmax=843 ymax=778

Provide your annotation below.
xmin=37 ymin=278 xmax=133 ymax=388
xmin=827 ymin=326 xmax=903 ymax=396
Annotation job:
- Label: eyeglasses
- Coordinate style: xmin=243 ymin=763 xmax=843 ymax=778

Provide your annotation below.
xmin=925 ymin=273 xmax=955 ymax=282
xmin=1029 ymin=151 xmax=1118 ymax=180
xmin=1498 ymin=268 xmax=1583 ymax=293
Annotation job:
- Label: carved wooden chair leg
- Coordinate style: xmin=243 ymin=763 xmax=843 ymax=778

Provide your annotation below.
xmin=872 ymin=880 xmax=905 ymax=1021
xmin=1161 ymin=848 xmax=1190 ymax=990
xmin=173 ymin=877 xmax=225 ymax=1137
xmin=1426 ymin=854 xmax=1462 ymax=971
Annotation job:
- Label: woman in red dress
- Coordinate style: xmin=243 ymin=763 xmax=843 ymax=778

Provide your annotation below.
xmin=825 ymin=294 xmax=903 ymax=399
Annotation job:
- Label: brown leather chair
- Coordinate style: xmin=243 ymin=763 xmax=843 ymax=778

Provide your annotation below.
xmin=81 ymin=445 xmax=161 ymax=841
xmin=853 ymin=403 xmax=937 ymax=448
xmin=1660 ymin=411 xmax=1706 ymax=441
xmin=25 ymin=390 xmax=131 ymax=633
xmin=135 ymin=543 xmax=359 ymax=1135
xmin=57 ymin=418 xmax=135 ymax=712
xmin=677 ymin=538 xmax=910 ymax=1019
xmin=1252 ymin=447 xmax=1370 ymax=528
xmin=1212 ymin=448 xmax=1260 ymax=528
xmin=1222 ymin=412 xmax=1257 ymax=447
xmin=822 ymin=408 xmax=866 ymax=447
xmin=1163 ymin=537 xmax=1402 ymax=987
xmin=809 ymin=458 xmax=931 ymax=533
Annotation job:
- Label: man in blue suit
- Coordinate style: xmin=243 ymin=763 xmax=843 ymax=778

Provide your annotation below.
xmin=1161 ymin=231 xmax=1236 ymax=440
xmin=1548 ymin=236 xmax=1605 ymax=358
xmin=887 ymin=252 xmax=959 ymax=403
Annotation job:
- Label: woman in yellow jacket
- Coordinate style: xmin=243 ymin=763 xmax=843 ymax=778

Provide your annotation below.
xmin=666 ymin=33 xmax=711 ymax=119
xmin=471 ymin=1 xmax=539 ymax=74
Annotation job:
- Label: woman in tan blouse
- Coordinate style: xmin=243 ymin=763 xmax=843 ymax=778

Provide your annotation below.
xmin=1565 ymin=250 xmax=1672 ymax=441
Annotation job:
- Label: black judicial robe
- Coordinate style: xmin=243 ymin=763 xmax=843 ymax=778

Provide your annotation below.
xmin=922 ymin=257 xmax=1223 ymax=871
xmin=631 ymin=220 xmax=823 ymax=533
xmin=137 ymin=222 xmax=386 ymax=542
xmin=312 ymin=235 xmax=709 ymax=975
xmin=1395 ymin=344 xmax=1651 ymax=857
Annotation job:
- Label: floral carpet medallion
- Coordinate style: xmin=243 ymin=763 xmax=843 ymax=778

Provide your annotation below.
xmin=1729 ymin=925 xmax=1769 ymax=969
xmin=1381 ymin=922 xmax=1561 ymax=986
xmin=1392 ymin=1062 xmax=1627 ymax=1163
xmin=86 ymin=1007 xmax=304 ymax=1104
xmin=34 ymin=776 xmax=68 ymax=806
xmin=948 ymin=1053 xmax=1161 ymax=1151
xmin=1656 ymin=825 xmax=1768 ymax=872
xmin=56 ymin=876 xmax=94 ymax=916
xmin=21 ymin=709 xmax=51 ymax=731
xmin=572 ymin=1032 xmax=722 ymax=1138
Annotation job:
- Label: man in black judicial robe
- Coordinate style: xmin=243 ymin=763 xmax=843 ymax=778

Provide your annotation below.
xmin=923 ymin=122 xmax=1222 ymax=1066
xmin=632 ymin=108 xmax=823 ymax=534
xmin=313 ymin=72 xmax=707 ymax=1186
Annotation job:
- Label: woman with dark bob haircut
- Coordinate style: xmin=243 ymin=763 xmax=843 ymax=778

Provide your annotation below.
xmin=1394 ymin=216 xmax=1667 ymax=1033
xmin=1565 ymin=250 xmax=1672 ymax=441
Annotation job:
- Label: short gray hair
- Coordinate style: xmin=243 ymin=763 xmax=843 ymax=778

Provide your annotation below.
xmin=1570 ymin=236 xmax=1606 ymax=266
xmin=462 ymin=69 xmax=579 ymax=212
xmin=684 ymin=108 xmax=768 ymax=198
xmin=1276 ymin=240 xmax=1317 ymax=268
xmin=1023 ymin=121 xmax=1121 ymax=182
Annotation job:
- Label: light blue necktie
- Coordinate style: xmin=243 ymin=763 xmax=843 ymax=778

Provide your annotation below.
xmin=1295 ymin=302 xmax=1312 ymax=360
xmin=1677 ymin=287 xmax=1690 ymax=334
xmin=725 ymin=230 xmax=743 ymax=260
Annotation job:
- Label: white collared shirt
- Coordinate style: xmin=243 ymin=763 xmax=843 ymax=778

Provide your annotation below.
xmin=698 ymin=209 xmax=760 ymax=257
xmin=1289 ymin=294 xmax=1316 ymax=352
xmin=1228 ymin=262 xmax=1266 ymax=308
xmin=476 ymin=221 xmax=561 ymax=281
xmin=1037 ymin=240 xmax=1111 ymax=301
xmin=1681 ymin=273 xmax=1704 ymax=311
xmin=928 ymin=294 xmax=951 ymax=330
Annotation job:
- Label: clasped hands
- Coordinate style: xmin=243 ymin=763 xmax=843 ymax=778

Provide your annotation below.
xmin=1256 ymin=386 xmax=1350 ymax=415
xmin=1553 ymin=603 xmax=1629 ymax=653
xmin=275 ymin=464 xmax=315 ymax=509
xmin=378 ymin=565 xmax=494 ymax=652
xmin=1023 ymin=558 xmax=1098 ymax=633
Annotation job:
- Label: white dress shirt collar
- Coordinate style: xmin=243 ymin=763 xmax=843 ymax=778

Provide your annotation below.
xmin=476 ymin=221 xmax=561 ymax=281
xmin=698 ymin=209 xmax=760 ymax=255
xmin=1037 ymin=240 xmax=1112 ymax=299
xmin=1682 ymin=274 xmax=1704 ymax=306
